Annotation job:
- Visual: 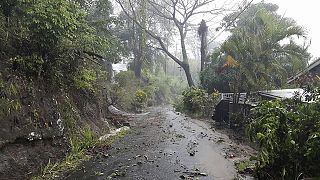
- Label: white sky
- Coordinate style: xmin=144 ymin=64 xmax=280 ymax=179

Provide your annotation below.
xmin=263 ymin=0 xmax=320 ymax=60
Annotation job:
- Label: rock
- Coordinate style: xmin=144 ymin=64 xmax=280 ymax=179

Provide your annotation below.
xmin=216 ymin=139 xmax=225 ymax=143
xmin=99 ymin=126 xmax=130 ymax=141
xmin=103 ymin=154 xmax=110 ymax=158
xmin=199 ymin=172 xmax=208 ymax=176
xmin=122 ymin=122 xmax=130 ymax=126
xmin=179 ymin=175 xmax=186 ymax=179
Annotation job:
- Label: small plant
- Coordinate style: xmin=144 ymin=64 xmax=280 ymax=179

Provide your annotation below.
xmin=10 ymin=55 xmax=44 ymax=79
xmin=235 ymin=160 xmax=255 ymax=174
xmin=133 ymin=89 xmax=147 ymax=108
xmin=73 ymin=69 xmax=97 ymax=92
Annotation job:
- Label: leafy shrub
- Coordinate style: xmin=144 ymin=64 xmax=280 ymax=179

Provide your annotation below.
xmin=110 ymin=70 xmax=186 ymax=112
xmin=10 ymin=55 xmax=44 ymax=78
xmin=247 ymin=89 xmax=320 ymax=179
xmin=133 ymin=89 xmax=147 ymax=111
xmin=114 ymin=71 xmax=140 ymax=88
xmin=73 ymin=69 xmax=97 ymax=92
xmin=175 ymin=87 xmax=219 ymax=118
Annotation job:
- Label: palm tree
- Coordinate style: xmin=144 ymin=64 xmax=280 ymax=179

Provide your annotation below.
xmin=219 ymin=8 xmax=310 ymax=92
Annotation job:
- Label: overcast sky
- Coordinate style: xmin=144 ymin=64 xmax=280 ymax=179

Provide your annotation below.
xmin=263 ymin=0 xmax=320 ymax=60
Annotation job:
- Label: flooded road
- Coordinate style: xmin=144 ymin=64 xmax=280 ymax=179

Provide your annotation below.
xmin=64 ymin=106 xmax=254 ymax=180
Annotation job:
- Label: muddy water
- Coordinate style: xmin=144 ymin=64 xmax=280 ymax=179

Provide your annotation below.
xmin=163 ymin=110 xmax=237 ymax=179
xmin=64 ymin=106 xmax=254 ymax=180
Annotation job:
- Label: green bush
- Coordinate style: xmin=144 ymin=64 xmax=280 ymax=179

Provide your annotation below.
xmin=73 ymin=69 xmax=97 ymax=92
xmin=110 ymin=70 xmax=186 ymax=112
xmin=10 ymin=55 xmax=44 ymax=78
xmin=247 ymin=88 xmax=320 ymax=179
xmin=175 ymin=87 xmax=219 ymax=118
xmin=133 ymin=89 xmax=147 ymax=111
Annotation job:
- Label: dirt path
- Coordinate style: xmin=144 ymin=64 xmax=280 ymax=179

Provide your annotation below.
xmin=63 ymin=106 xmax=254 ymax=180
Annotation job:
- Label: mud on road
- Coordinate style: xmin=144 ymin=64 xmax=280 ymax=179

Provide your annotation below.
xmin=63 ymin=106 xmax=255 ymax=180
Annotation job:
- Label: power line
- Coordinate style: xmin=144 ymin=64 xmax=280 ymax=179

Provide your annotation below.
xmin=207 ymin=0 xmax=254 ymax=45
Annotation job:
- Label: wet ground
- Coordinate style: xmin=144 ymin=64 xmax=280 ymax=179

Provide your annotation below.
xmin=63 ymin=106 xmax=255 ymax=180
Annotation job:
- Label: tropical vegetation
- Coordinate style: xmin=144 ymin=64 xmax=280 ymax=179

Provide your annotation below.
xmin=201 ymin=3 xmax=310 ymax=93
xmin=247 ymin=86 xmax=320 ymax=179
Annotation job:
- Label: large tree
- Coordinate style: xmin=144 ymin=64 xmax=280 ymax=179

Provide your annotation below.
xmin=201 ymin=2 xmax=310 ymax=93
xmin=116 ymin=0 xmax=229 ymax=87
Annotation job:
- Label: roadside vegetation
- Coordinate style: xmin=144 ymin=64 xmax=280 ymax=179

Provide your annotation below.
xmin=33 ymin=127 xmax=129 ymax=180
xmin=174 ymin=87 xmax=220 ymax=118
xmin=110 ymin=70 xmax=186 ymax=112
xmin=247 ymin=86 xmax=320 ymax=179
xmin=0 ymin=0 xmax=187 ymax=178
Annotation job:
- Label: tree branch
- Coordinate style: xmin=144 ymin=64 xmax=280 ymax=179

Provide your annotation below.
xmin=115 ymin=0 xmax=184 ymax=67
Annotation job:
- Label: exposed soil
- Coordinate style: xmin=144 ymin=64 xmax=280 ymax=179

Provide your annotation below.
xmin=0 ymin=137 xmax=68 ymax=180
xmin=0 ymin=107 xmax=128 ymax=180
xmin=63 ymin=106 xmax=255 ymax=180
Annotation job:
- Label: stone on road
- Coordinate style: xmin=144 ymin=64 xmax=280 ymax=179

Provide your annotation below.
xmin=63 ymin=106 xmax=253 ymax=180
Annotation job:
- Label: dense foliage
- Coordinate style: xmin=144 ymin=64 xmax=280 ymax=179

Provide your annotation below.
xmin=110 ymin=70 xmax=187 ymax=112
xmin=0 ymin=0 xmax=121 ymax=88
xmin=174 ymin=87 xmax=219 ymax=118
xmin=201 ymin=2 xmax=310 ymax=93
xmin=247 ymin=87 xmax=320 ymax=179
xmin=0 ymin=1 xmax=123 ymax=178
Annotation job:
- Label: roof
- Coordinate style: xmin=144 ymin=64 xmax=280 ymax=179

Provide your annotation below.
xmin=288 ymin=58 xmax=320 ymax=83
xmin=258 ymin=88 xmax=304 ymax=99
xmin=218 ymin=88 xmax=306 ymax=106
xmin=220 ymin=93 xmax=247 ymax=104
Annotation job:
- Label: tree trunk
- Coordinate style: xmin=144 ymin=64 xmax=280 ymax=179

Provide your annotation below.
xmin=199 ymin=20 xmax=208 ymax=71
xmin=179 ymin=27 xmax=194 ymax=87
xmin=200 ymin=34 xmax=206 ymax=71
xmin=133 ymin=0 xmax=146 ymax=80
xmin=134 ymin=51 xmax=143 ymax=79
xmin=181 ymin=63 xmax=195 ymax=87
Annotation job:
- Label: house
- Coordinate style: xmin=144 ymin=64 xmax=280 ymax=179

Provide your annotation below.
xmin=213 ymin=88 xmax=305 ymax=126
xmin=288 ymin=58 xmax=320 ymax=85
xmin=213 ymin=93 xmax=254 ymax=127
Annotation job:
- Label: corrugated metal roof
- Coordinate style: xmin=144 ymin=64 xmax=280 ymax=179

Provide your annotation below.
xmin=258 ymin=88 xmax=304 ymax=99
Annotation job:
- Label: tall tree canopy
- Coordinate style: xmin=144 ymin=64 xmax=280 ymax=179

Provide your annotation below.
xmin=116 ymin=0 xmax=229 ymax=87
xmin=0 ymin=0 xmax=123 ymax=87
xmin=201 ymin=2 xmax=310 ymax=93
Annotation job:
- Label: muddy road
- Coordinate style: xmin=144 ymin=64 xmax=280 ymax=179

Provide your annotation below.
xmin=64 ymin=107 xmax=254 ymax=180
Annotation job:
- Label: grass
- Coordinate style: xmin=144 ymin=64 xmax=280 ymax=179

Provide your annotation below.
xmin=32 ymin=127 xmax=129 ymax=180
xmin=234 ymin=159 xmax=255 ymax=174
xmin=32 ymin=151 xmax=90 ymax=180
